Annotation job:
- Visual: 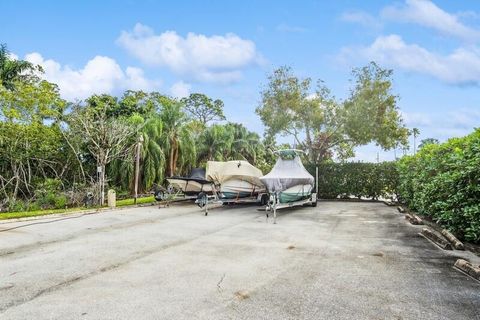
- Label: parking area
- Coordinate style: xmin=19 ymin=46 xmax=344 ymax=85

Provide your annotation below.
xmin=0 ymin=201 xmax=479 ymax=320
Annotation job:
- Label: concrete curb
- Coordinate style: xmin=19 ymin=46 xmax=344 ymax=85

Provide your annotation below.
xmin=382 ymin=200 xmax=397 ymax=207
xmin=441 ymin=229 xmax=465 ymax=250
xmin=405 ymin=213 xmax=423 ymax=225
xmin=0 ymin=202 xmax=159 ymax=224
xmin=420 ymin=227 xmax=452 ymax=250
xmin=454 ymin=259 xmax=480 ymax=281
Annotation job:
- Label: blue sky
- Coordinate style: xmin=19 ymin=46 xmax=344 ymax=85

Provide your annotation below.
xmin=1 ymin=0 xmax=480 ymax=161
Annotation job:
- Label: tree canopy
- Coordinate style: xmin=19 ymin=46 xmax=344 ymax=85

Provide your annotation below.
xmin=180 ymin=93 xmax=226 ymax=125
xmin=256 ymin=62 xmax=409 ymax=162
xmin=0 ymin=41 xmax=416 ymax=212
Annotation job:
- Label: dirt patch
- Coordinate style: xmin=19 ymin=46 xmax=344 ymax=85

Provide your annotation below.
xmin=234 ymin=290 xmax=250 ymax=300
xmin=287 ymin=245 xmax=296 ymax=250
xmin=372 ymin=252 xmax=385 ymax=257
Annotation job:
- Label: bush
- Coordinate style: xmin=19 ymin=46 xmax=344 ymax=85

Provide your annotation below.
xmin=34 ymin=178 xmax=69 ymax=209
xmin=306 ymin=161 xmax=398 ymax=200
xmin=397 ymin=129 xmax=480 ymax=243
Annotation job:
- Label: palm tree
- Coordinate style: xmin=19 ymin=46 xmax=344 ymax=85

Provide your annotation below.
xmin=412 ymin=128 xmax=420 ymax=155
xmin=0 ymin=44 xmax=35 ymax=90
xmin=109 ymin=116 xmax=165 ymax=193
xmin=197 ymin=125 xmax=232 ymax=163
xmin=225 ymin=123 xmax=262 ymax=164
xmin=159 ymin=102 xmax=196 ymax=177
xmin=140 ymin=117 xmax=166 ymax=188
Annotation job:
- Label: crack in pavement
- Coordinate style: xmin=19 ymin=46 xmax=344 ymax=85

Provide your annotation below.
xmin=0 ymin=211 xmax=264 ymax=314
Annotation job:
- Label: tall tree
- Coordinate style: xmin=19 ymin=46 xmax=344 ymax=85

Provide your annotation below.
xmin=225 ymin=123 xmax=262 ymax=163
xmin=412 ymin=127 xmax=420 ymax=155
xmin=109 ymin=116 xmax=166 ymax=193
xmin=197 ymin=124 xmax=231 ymax=163
xmin=418 ymin=138 xmax=439 ymax=150
xmin=68 ymin=100 xmax=137 ymax=204
xmin=0 ymin=78 xmax=67 ymax=204
xmin=0 ymin=44 xmax=36 ymax=90
xmin=256 ymin=63 xmax=409 ymax=162
xmin=159 ymin=100 xmax=196 ymax=177
xmin=180 ymin=93 xmax=226 ymax=125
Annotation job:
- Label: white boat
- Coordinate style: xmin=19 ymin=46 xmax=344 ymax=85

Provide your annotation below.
xmin=206 ymin=160 xmax=266 ymax=200
xmin=260 ymin=149 xmax=317 ymax=222
xmin=167 ymin=168 xmax=213 ymax=196
xmin=260 ymin=149 xmax=314 ymax=202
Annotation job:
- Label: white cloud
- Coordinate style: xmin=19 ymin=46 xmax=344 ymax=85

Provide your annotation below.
xmin=25 ymin=52 xmax=161 ymax=100
xmin=341 ymin=34 xmax=480 ymax=85
xmin=7 ymin=52 xmax=19 ymax=60
xmin=448 ymin=108 xmax=480 ymax=129
xmin=116 ymin=23 xmax=262 ymax=83
xmin=400 ymin=111 xmax=432 ymax=127
xmin=170 ymin=81 xmax=191 ymax=98
xmin=340 ymin=11 xmax=381 ymax=29
xmin=381 ymin=0 xmax=480 ymax=41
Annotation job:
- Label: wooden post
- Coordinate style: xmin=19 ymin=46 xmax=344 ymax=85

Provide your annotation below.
xmin=315 ymin=166 xmax=319 ymax=195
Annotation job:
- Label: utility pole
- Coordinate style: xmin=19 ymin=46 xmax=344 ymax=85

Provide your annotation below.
xmin=134 ymin=135 xmax=144 ymax=205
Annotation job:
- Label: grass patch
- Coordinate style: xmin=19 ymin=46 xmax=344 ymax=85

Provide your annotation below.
xmin=0 ymin=207 xmax=90 ymax=220
xmin=0 ymin=196 xmax=156 ymax=220
xmin=116 ymin=196 xmax=155 ymax=207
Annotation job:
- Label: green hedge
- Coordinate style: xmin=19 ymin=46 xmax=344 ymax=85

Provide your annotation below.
xmin=397 ymin=129 xmax=480 ymax=243
xmin=306 ymin=162 xmax=398 ymax=200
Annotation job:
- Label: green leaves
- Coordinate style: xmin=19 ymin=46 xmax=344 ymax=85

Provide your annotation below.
xmin=0 ymin=43 xmax=36 ymax=91
xmin=307 ymin=162 xmax=399 ymax=200
xmin=180 ymin=93 xmax=226 ymax=125
xmin=256 ymin=63 xmax=409 ymax=162
xmin=397 ymin=129 xmax=480 ymax=243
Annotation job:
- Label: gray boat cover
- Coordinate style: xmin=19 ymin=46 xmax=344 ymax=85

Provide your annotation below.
xmin=260 ymin=156 xmax=314 ymax=192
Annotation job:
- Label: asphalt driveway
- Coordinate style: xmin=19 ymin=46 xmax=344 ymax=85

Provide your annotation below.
xmin=0 ymin=201 xmax=479 ymax=319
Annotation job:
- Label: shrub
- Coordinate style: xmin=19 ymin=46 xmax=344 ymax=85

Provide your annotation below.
xmin=33 ymin=178 xmax=70 ymax=210
xmin=306 ymin=161 xmax=398 ymax=200
xmin=397 ymin=129 xmax=480 ymax=243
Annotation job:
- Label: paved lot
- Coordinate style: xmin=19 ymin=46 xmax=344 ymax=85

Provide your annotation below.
xmin=0 ymin=201 xmax=479 ymax=320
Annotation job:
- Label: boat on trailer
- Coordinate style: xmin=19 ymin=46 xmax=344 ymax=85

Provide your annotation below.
xmin=165 ymin=168 xmax=214 ymax=200
xmin=260 ymin=149 xmax=317 ymax=223
xmin=196 ymin=160 xmax=268 ymax=214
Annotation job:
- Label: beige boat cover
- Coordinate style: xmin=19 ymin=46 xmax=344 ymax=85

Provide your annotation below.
xmin=206 ymin=160 xmax=264 ymax=187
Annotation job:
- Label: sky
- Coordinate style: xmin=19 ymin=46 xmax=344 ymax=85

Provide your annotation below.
xmin=1 ymin=0 xmax=480 ymax=161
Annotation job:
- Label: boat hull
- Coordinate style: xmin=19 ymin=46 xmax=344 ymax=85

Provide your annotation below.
xmin=167 ymin=178 xmax=213 ymax=195
xmin=220 ymin=179 xmax=266 ymax=199
xmin=278 ymin=184 xmax=313 ymax=203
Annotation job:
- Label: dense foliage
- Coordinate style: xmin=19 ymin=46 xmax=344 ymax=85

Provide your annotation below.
xmin=0 ymin=45 xmax=269 ymax=212
xmin=306 ymin=162 xmax=398 ymax=200
xmin=256 ymin=63 xmax=409 ymax=162
xmin=397 ymin=129 xmax=480 ymax=243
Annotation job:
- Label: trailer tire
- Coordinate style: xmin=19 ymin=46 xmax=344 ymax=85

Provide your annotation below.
xmin=196 ymin=192 xmax=207 ymax=208
xmin=260 ymin=194 xmax=269 ymax=206
xmin=154 ymin=190 xmax=164 ymax=201
xmin=311 ymin=200 xmax=317 ymax=207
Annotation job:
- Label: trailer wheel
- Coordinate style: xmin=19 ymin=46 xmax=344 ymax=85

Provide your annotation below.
xmin=311 ymin=200 xmax=317 ymax=207
xmin=260 ymin=194 xmax=269 ymax=206
xmin=196 ymin=192 xmax=207 ymax=208
xmin=154 ymin=190 xmax=164 ymax=201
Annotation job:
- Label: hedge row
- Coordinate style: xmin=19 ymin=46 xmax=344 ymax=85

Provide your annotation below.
xmin=397 ymin=129 xmax=480 ymax=243
xmin=306 ymin=162 xmax=398 ymax=200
